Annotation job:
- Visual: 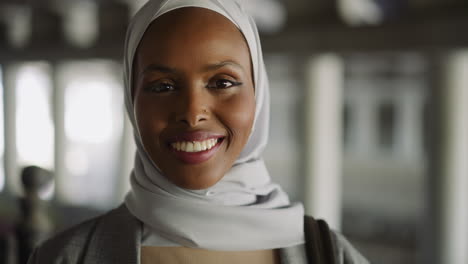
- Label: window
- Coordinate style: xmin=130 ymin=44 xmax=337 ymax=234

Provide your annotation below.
xmin=16 ymin=63 xmax=54 ymax=170
xmin=0 ymin=60 xmax=129 ymax=208
xmin=59 ymin=61 xmax=124 ymax=208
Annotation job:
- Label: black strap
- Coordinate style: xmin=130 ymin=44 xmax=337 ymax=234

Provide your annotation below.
xmin=304 ymin=216 xmax=337 ymax=264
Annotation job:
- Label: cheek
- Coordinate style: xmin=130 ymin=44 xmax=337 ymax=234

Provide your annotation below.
xmin=134 ymin=97 xmax=167 ymax=148
xmin=222 ymin=90 xmax=256 ymax=145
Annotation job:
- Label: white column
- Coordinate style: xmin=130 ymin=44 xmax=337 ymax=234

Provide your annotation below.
xmin=3 ymin=64 xmax=19 ymax=195
xmin=304 ymin=54 xmax=344 ymax=230
xmin=52 ymin=63 xmax=67 ymax=202
xmin=438 ymin=51 xmax=468 ymax=264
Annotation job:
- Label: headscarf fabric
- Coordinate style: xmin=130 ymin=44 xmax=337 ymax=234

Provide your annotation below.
xmin=124 ymin=0 xmax=304 ymax=251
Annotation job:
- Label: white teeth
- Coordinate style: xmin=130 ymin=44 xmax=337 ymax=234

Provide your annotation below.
xmin=171 ymin=138 xmax=219 ymax=152
xmin=200 ymin=141 xmax=207 ymax=151
xmin=186 ymin=142 xmax=194 ymax=152
xmin=193 ymin=141 xmax=201 ymax=152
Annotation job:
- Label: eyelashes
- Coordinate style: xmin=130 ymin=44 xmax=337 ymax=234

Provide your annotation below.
xmin=144 ymin=80 xmax=176 ymax=93
xmin=207 ymin=79 xmax=243 ymax=89
xmin=143 ymin=77 xmax=243 ymax=94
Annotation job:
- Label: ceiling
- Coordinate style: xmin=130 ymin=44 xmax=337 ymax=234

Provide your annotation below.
xmin=0 ymin=0 xmax=467 ymax=62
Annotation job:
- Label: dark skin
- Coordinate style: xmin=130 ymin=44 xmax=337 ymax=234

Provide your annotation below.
xmin=133 ymin=7 xmax=256 ymax=190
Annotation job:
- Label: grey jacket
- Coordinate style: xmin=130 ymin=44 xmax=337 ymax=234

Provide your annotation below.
xmin=28 ymin=204 xmax=369 ymax=264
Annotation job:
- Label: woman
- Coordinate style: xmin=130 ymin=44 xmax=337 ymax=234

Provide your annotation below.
xmin=28 ymin=0 xmax=369 ymax=263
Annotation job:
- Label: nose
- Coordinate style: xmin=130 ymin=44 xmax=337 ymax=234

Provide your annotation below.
xmin=175 ymin=88 xmax=210 ymax=127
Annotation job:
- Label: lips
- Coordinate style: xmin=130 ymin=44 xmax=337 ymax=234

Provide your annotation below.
xmin=167 ymin=131 xmax=225 ymax=164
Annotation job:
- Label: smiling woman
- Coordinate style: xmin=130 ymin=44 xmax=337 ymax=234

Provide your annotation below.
xmin=133 ymin=7 xmax=255 ymax=189
xmin=27 ymin=1 xmax=368 ymax=263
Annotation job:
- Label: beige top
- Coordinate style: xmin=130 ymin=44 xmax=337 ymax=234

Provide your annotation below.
xmin=141 ymin=247 xmax=280 ymax=264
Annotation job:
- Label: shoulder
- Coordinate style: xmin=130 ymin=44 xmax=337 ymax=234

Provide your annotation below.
xmin=303 ymin=216 xmax=369 ymax=264
xmin=27 ymin=211 xmax=105 ymax=264
xmin=331 ymin=230 xmax=370 ymax=264
xmin=28 ymin=204 xmax=140 ymax=264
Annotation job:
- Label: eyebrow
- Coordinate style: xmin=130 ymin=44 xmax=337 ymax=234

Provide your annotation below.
xmin=142 ymin=64 xmax=179 ymax=75
xmin=202 ymin=61 xmax=244 ymax=72
xmin=141 ymin=61 xmax=244 ymax=76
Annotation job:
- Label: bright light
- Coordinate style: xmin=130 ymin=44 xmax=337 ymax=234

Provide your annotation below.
xmin=65 ymin=147 xmax=89 ymax=176
xmin=338 ymin=0 xmax=383 ymax=26
xmin=244 ymin=0 xmax=286 ymax=33
xmin=60 ymin=61 xmax=124 ymax=207
xmin=16 ymin=64 xmax=54 ymax=169
xmin=65 ymin=80 xmax=118 ymax=144
xmin=64 ymin=2 xmax=98 ymax=48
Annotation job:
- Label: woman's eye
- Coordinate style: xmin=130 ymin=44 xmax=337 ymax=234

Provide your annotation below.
xmin=208 ymin=79 xmax=242 ymax=89
xmin=144 ymin=81 xmax=175 ymax=93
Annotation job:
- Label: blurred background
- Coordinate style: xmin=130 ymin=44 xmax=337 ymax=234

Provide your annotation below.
xmin=0 ymin=0 xmax=467 ymax=263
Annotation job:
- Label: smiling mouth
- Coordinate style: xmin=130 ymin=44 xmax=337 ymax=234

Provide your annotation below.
xmin=168 ymin=137 xmax=225 ymax=164
xmin=170 ymin=138 xmax=221 ymax=152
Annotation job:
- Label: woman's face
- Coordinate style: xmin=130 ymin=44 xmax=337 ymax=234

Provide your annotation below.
xmin=133 ymin=8 xmax=255 ymax=190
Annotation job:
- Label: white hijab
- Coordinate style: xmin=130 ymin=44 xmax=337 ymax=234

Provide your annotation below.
xmin=124 ymin=0 xmax=304 ymax=251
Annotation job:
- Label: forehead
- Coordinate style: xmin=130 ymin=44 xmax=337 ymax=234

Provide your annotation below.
xmin=135 ymin=7 xmax=251 ymax=65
